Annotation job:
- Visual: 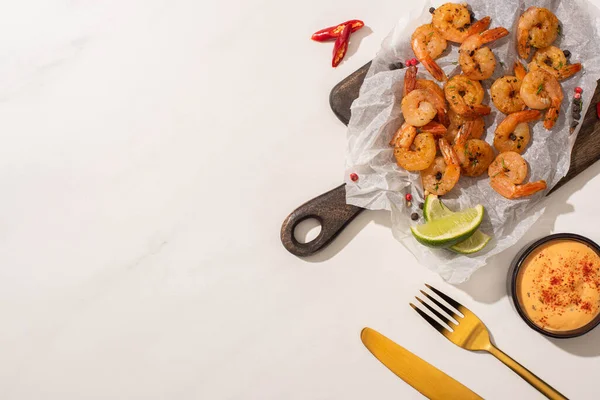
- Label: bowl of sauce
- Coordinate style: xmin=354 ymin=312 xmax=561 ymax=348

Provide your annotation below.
xmin=509 ymin=233 xmax=600 ymax=338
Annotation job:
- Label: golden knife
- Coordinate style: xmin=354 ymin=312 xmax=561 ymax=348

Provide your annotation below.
xmin=361 ymin=327 xmax=482 ymax=400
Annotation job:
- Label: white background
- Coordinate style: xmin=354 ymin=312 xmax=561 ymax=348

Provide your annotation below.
xmin=1 ymin=0 xmax=599 ymax=399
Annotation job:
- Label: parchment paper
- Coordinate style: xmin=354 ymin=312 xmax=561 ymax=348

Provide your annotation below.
xmin=345 ymin=0 xmax=600 ymax=283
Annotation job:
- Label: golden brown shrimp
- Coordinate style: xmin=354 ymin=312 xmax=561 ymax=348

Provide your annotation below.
xmin=390 ymin=121 xmax=448 ymax=148
xmin=517 ymin=7 xmax=559 ymax=59
xmin=444 ymin=75 xmax=491 ymax=118
xmin=421 ymin=138 xmax=461 ymax=195
xmin=415 ymin=79 xmax=449 ymax=126
xmin=494 ymin=110 xmax=541 ymax=153
xmin=488 ymin=152 xmax=547 ymax=199
xmin=490 ymin=62 xmax=528 ymax=114
xmin=453 ymin=120 xmax=494 ymax=177
xmin=459 ymin=27 xmax=509 ymax=80
xmin=520 ymin=69 xmax=563 ymax=129
xmin=411 ymin=24 xmax=448 ymax=82
xmin=528 ymin=46 xmax=582 ymax=81
xmin=402 ymin=88 xmax=447 ymax=127
xmin=394 ymin=132 xmax=437 ymax=171
xmin=445 ymin=108 xmax=484 ymax=144
xmin=432 ymin=3 xmax=491 ymax=43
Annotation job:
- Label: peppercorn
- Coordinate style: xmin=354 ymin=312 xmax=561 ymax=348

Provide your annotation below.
xmin=574 ymin=92 xmax=581 ymax=100
xmin=389 ymin=62 xmax=404 ymax=70
xmin=563 ymin=49 xmax=571 ymax=58
xmin=411 ymin=213 xmax=419 ymax=221
xmin=405 ymin=193 xmax=413 ymax=202
xmin=350 ymin=173 xmax=359 ymax=182
xmin=419 ymin=202 xmax=424 ymax=210
xmin=573 ymin=112 xmax=581 ymax=120
xmin=573 ymin=103 xmax=582 ymax=113
xmin=575 ymin=87 xmax=583 ymax=94
xmin=509 ymin=133 xmax=517 ymax=141
xmin=570 ymin=122 xmax=579 ymax=134
xmin=429 ymin=7 xmax=435 ymax=13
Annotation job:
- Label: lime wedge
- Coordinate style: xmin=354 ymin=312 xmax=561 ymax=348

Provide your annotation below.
xmin=449 ymin=230 xmax=491 ymax=254
xmin=423 ymin=195 xmax=452 ymax=222
xmin=410 ymin=205 xmax=484 ymax=248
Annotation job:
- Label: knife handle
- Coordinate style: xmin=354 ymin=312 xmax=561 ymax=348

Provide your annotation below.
xmin=280 ymin=184 xmax=363 ymax=257
xmin=487 ymin=345 xmax=567 ymax=400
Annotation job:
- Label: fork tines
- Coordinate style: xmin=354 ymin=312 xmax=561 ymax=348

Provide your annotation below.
xmin=410 ymin=284 xmax=465 ymax=333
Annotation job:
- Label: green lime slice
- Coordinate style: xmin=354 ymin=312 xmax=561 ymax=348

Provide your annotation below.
xmin=421 ymin=194 xmax=491 ymax=253
xmin=410 ymin=205 xmax=484 ymax=248
xmin=423 ymin=195 xmax=452 ymax=222
xmin=449 ymin=230 xmax=492 ymax=254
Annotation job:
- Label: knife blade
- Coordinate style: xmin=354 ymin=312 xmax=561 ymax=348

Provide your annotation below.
xmin=361 ymin=327 xmax=482 ymax=400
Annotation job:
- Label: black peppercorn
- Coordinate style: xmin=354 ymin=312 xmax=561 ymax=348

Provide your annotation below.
xmin=411 ymin=213 xmax=419 ymax=221
xmin=419 ymin=202 xmax=424 ymax=210
xmin=573 ymin=104 xmax=582 ymax=113
xmin=570 ymin=122 xmax=579 ymax=134
xmin=509 ymin=133 xmax=517 ymax=141
xmin=563 ymin=49 xmax=571 ymax=58
xmin=429 ymin=7 xmax=435 ymax=14
xmin=573 ymin=112 xmax=581 ymax=120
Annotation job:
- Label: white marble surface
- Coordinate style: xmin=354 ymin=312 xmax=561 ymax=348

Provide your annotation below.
xmin=2 ymin=0 xmax=600 ymax=399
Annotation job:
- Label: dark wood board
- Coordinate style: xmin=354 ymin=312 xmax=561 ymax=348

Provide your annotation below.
xmin=281 ymin=62 xmax=600 ymax=257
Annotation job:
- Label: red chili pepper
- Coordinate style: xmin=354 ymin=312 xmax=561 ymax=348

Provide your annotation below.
xmin=332 ymin=24 xmax=351 ymax=68
xmin=311 ymin=19 xmax=364 ymax=42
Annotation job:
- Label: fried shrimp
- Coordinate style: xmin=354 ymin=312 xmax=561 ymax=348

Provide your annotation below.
xmin=453 ymin=120 xmax=494 ymax=177
xmin=494 ymin=110 xmax=541 ymax=153
xmin=520 ymin=69 xmax=563 ymax=129
xmin=444 ymin=75 xmax=491 ymax=118
xmin=421 ymin=138 xmax=461 ymax=195
xmin=517 ymin=7 xmax=559 ymax=59
xmin=394 ymin=132 xmax=437 ymax=171
xmin=446 ymin=108 xmax=484 ymax=144
xmin=401 ymin=88 xmax=447 ymax=127
xmin=528 ymin=46 xmax=582 ymax=81
xmin=459 ymin=27 xmax=509 ymax=80
xmin=490 ymin=62 xmax=528 ymax=114
xmin=488 ymin=152 xmax=547 ymax=199
xmin=415 ymin=79 xmax=449 ymax=126
xmin=432 ymin=3 xmax=491 ymax=43
xmin=411 ymin=24 xmax=448 ymax=81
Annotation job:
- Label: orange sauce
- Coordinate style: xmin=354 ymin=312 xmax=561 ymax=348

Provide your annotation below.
xmin=517 ymin=240 xmax=600 ymax=332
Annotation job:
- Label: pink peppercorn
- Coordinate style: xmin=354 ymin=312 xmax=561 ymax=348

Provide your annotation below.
xmin=405 ymin=193 xmax=413 ymax=201
xmin=575 ymin=87 xmax=583 ymax=94
xmin=350 ymin=173 xmax=359 ymax=182
xmin=574 ymin=92 xmax=582 ymax=99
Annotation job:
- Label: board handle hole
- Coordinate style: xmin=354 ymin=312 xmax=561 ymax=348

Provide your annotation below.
xmin=294 ymin=218 xmax=322 ymax=244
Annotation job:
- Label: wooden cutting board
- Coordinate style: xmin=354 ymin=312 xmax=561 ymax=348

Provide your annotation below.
xmin=281 ymin=62 xmax=600 ymax=257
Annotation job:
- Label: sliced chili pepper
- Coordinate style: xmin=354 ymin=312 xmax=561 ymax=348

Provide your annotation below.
xmin=311 ymin=19 xmax=364 ymax=42
xmin=332 ymin=23 xmax=351 ymax=68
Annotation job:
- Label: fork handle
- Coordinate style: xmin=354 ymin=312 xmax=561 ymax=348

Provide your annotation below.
xmin=487 ymin=345 xmax=568 ymax=400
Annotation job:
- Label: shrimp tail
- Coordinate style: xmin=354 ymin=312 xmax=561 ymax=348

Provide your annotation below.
xmin=514 ymin=61 xmax=527 ymax=80
xmin=439 ymin=138 xmax=460 ymax=166
xmin=471 ymin=104 xmax=492 ymax=116
xmin=403 ymin=65 xmax=418 ymax=97
xmin=516 ymin=109 xmax=542 ymax=123
xmin=544 ymin=108 xmax=559 ymax=129
xmin=454 ymin=120 xmax=477 ymax=147
xmin=420 ymin=56 xmax=447 ymax=82
xmin=557 ymin=63 xmax=582 ymax=81
xmin=517 ymin=29 xmax=530 ymax=59
xmin=419 ymin=122 xmax=447 ymax=136
xmin=514 ymin=181 xmax=547 ymax=198
xmin=466 ymin=16 xmax=491 ymax=37
xmin=479 ymin=27 xmax=510 ymax=44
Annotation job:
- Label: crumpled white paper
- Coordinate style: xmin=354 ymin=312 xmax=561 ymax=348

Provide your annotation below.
xmin=345 ymin=0 xmax=600 ymax=283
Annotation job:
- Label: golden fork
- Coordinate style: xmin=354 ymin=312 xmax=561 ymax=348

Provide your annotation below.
xmin=411 ymin=284 xmax=567 ymax=400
